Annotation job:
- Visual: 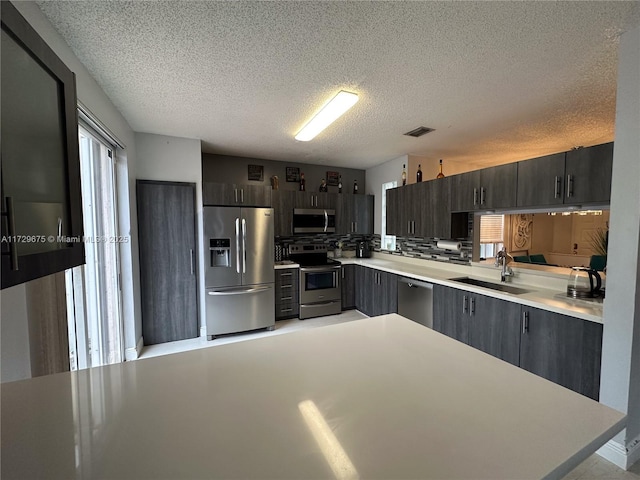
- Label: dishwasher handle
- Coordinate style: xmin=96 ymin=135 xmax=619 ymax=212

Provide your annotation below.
xmin=398 ymin=277 xmax=434 ymax=290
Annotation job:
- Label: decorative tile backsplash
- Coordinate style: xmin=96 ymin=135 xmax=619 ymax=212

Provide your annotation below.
xmin=371 ymin=234 xmax=472 ymax=264
xmin=275 ymin=212 xmax=472 ymax=264
xmin=275 ymin=234 xmax=371 ymax=260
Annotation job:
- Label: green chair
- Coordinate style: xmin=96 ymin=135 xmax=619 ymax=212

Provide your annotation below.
xmin=589 ymin=255 xmax=607 ymax=272
xmin=529 ymin=254 xmax=547 ymax=264
xmin=513 ymin=255 xmax=531 ymax=263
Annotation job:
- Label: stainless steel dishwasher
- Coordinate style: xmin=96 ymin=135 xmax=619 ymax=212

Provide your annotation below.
xmin=397 ymin=277 xmax=433 ymax=328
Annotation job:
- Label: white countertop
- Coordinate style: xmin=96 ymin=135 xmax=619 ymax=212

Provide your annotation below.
xmin=1 ymin=315 xmax=624 ymax=479
xmin=336 ymin=256 xmax=604 ymax=323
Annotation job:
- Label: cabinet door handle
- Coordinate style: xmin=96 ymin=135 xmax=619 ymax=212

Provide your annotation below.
xmin=280 ymin=308 xmax=293 ymax=313
xmin=354 ymin=222 xmax=357 ymax=232
xmin=480 ymin=187 xmax=486 ymax=206
xmin=280 ymin=272 xmax=292 ymax=277
xmin=554 ymin=176 xmax=561 ymax=198
xmin=473 ymin=188 xmax=478 ymax=206
xmin=281 ymin=296 xmax=292 ymax=301
xmin=470 ymin=297 xmax=475 ymax=315
xmin=190 ymin=249 xmax=194 ymax=275
xmin=235 ymin=188 xmax=238 ymax=203
xmin=407 ymin=221 xmax=411 ymax=234
xmin=241 ymin=189 xmax=244 ymax=203
xmin=4 ymin=197 xmax=18 ymax=270
xmin=281 ymin=284 xmax=292 ymax=288
xmin=522 ymin=311 xmax=529 ymax=334
xmin=566 ymin=174 xmax=573 ymax=198
xmin=462 ymin=295 xmax=468 ymax=314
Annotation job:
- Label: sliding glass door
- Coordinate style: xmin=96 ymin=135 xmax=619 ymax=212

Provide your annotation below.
xmin=66 ymin=125 xmax=123 ymax=369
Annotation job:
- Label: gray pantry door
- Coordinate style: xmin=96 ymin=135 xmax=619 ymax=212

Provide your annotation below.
xmin=137 ymin=181 xmax=198 ymax=345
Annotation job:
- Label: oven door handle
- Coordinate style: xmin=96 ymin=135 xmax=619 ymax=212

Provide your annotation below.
xmin=300 ymin=265 xmax=342 ymax=273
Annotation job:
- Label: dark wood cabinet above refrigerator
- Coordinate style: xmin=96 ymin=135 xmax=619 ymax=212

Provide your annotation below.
xmin=203 ymin=182 xmax=271 ymax=207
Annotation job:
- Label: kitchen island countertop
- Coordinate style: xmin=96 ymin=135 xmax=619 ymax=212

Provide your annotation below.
xmin=1 ymin=314 xmax=625 ymax=479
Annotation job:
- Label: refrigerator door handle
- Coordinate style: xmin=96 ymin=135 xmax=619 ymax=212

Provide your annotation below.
xmin=208 ymin=286 xmax=272 ymax=296
xmin=241 ymin=218 xmax=247 ymax=274
xmin=235 ymin=218 xmax=241 ymax=274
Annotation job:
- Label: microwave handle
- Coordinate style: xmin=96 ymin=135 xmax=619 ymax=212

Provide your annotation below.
xmin=324 ymin=210 xmax=328 ymax=232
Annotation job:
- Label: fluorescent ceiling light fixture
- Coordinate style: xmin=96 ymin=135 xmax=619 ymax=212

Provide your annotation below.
xmin=295 ymin=91 xmax=359 ymax=141
xmin=298 ymin=400 xmax=359 ymax=480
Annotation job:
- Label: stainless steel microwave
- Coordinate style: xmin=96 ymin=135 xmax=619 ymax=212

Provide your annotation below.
xmin=292 ymin=208 xmax=336 ymax=234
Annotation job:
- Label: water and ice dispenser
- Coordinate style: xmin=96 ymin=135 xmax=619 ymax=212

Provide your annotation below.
xmin=210 ymin=238 xmax=231 ymax=267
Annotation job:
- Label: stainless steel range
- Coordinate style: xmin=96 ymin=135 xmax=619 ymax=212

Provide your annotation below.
xmin=289 ymin=244 xmax=342 ymax=319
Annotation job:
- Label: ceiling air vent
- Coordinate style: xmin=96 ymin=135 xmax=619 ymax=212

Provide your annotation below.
xmin=403 ymin=126 xmax=435 ymax=138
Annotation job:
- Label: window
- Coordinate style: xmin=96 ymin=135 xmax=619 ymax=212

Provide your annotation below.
xmin=479 ymin=214 xmax=504 ymax=259
xmin=381 ymin=181 xmax=397 ymax=251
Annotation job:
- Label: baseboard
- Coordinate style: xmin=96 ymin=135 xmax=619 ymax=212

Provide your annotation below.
xmin=125 ymin=336 xmax=144 ymax=361
xmin=597 ymin=434 xmax=640 ymax=469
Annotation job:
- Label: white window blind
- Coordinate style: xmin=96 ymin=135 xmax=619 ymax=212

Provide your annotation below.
xmin=480 ymin=215 xmax=504 ymax=243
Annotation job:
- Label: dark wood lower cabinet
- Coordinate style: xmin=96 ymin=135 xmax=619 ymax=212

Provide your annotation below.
xmin=341 ymin=264 xmax=356 ymax=310
xmin=469 ymin=295 xmax=521 ymax=366
xmin=137 ymin=181 xmax=198 ymax=345
xmin=275 ymin=268 xmax=299 ymax=320
xmin=434 ymin=284 xmax=602 ymax=398
xmin=355 ymin=266 xmax=397 ymax=317
xmin=520 ymin=306 xmax=603 ymax=400
xmin=433 ymin=285 xmax=469 ymax=343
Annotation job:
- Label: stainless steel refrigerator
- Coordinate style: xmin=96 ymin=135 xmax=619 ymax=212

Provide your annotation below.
xmin=204 ymin=206 xmax=275 ymax=338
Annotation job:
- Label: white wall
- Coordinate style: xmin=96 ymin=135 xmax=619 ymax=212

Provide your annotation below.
xmin=599 ymin=24 xmax=640 ymax=469
xmin=135 ymin=133 xmax=205 ymax=339
xmin=1 ymin=2 xmax=140 ymax=376
xmin=365 ymin=155 xmax=408 ymax=234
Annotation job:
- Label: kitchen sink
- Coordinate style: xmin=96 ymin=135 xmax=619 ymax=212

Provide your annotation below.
xmin=449 ymin=277 xmax=530 ymax=295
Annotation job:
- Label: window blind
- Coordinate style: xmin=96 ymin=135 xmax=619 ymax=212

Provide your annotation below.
xmin=480 ymin=215 xmax=504 ymax=243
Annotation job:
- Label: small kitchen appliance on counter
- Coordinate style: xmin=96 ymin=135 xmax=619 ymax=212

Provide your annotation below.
xmin=567 ymin=267 xmax=602 ymax=298
xmin=289 ymin=244 xmax=341 ymax=319
xmin=356 ymin=240 xmax=371 ymax=258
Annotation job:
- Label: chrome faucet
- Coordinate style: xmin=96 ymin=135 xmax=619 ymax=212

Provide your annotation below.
xmin=495 ymin=247 xmax=514 ymax=282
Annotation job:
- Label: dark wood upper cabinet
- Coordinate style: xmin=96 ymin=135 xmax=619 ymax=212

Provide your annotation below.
xmin=450 ymin=170 xmax=481 ymax=212
xmin=451 ymin=164 xmax=518 ymax=212
xmin=517 ymin=143 xmax=613 ymax=208
xmin=337 ymin=194 xmax=374 ymax=235
xmin=203 ymin=182 xmax=271 ymax=207
xmin=271 ymin=190 xmax=296 ymax=237
xmin=516 ymin=153 xmax=567 ymax=207
xmin=1 ymin=1 xmax=84 ymax=289
xmin=480 ymin=163 xmax=518 ymax=209
xmin=564 ymin=142 xmax=613 ymax=205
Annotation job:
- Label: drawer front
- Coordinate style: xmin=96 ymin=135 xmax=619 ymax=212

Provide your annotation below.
xmin=275 ymin=269 xmax=299 ymax=287
xmin=276 ymin=300 xmax=299 ymax=319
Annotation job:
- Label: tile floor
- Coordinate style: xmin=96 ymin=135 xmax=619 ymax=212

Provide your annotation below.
xmin=138 ymin=310 xmax=639 ymax=479
xmin=139 ymin=309 xmax=368 ymax=359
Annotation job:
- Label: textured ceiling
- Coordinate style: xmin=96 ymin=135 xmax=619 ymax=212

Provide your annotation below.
xmin=36 ymin=1 xmax=639 ymax=170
